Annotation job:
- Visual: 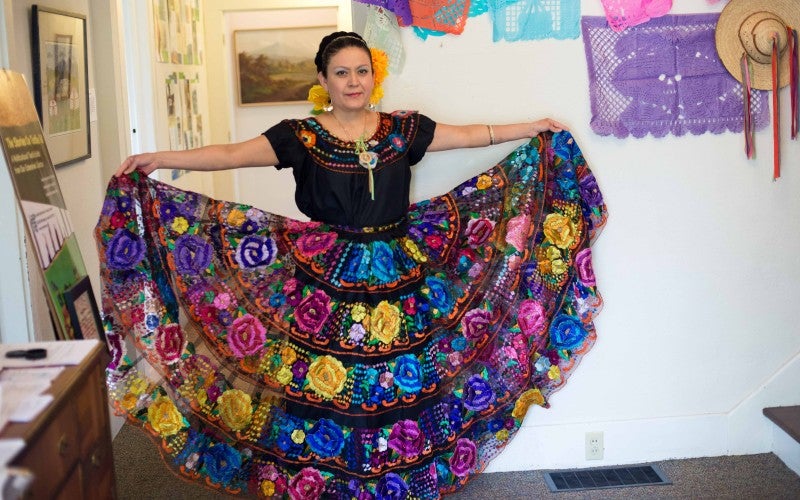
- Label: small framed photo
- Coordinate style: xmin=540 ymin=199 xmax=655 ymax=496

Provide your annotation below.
xmin=234 ymin=24 xmax=335 ymax=106
xmin=31 ymin=5 xmax=91 ymax=167
xmin=64 ymin=276 xmax=103 ymax=341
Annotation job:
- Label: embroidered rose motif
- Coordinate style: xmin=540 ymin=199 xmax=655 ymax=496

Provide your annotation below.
xmin=375 ymin=473 xmax=409 ymax=499
xmin=388 ymin=419 xmax=424 ymax=457
xmin=203 ymin=443 xmax=241 ymax=485
xmin=106 ymin=229 xmax=146 ymax=270
xmin=227 ymin=314 xmax=266 ymax=358
xmin=294 ymin=290 xmax=331 ymax=334
xmin=449 ymin=438 xmax=477 ymax=477
xmin=549 ymin=314 xmax=588 ymax=350
xmin=371 ymin=241 xmax=400 ymax=283
xmin=174 ymin=234 xmax=212 ymax=275
xmin=306 ymin=419 xmax=345 ymax=458
xmin=517 ymin=299 xmax=547 ymax=337
xmin=543 ymin=213 xmax=577 ymax=249
xmin=288 ymin=467 xmax=326 ymax=500
xmin=296 ymin=231 xmax=337 ymax=257
xmin=235 ymin=234 xmax=278 ymax=269
xmin=463 ymin=374 xmax=495 ymax=412
xmin=370 ymin=300 xmax=401 ymax=345
xmin=461 ymin=308 xmax=492 ymax=341
xmin=155 ymin=323 xmax=184 ymax=364
xmin=306 ymin=355 xmax=347 ymax=400
xmin=217 ymin=389 xmax=252 ymax=431
xmin=575 ymin=248 xmax=596 ymax=286
xmin=505 ymin=214 xmax=530 ymax=252
xmin=393 ymin=354 xmax=423 ymax=394
xmin=147 ymin=396 xmax=184 ymax=436
xmin=465 ymin=218 xmax=495 ymax=246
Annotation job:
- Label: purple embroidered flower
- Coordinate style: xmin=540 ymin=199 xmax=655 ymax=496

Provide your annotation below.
xmin=449 ymin=438 xmax=477 ymax=477
xmin=294 ymin=290 xmax=331 ymax=334
xmin=203 ymin=443 xmax=241 ymax=485
xmin=375 ymin=472 xmax=409 ymax=500
xmin=288 ymin=467 xmax=326 ymax=500
xmin=549 ymin=314 xmax=588 ymax=350
xmin=296 ymin=231 xmax=337 ymax=257
xmin=306 ymin=418 xmax=344 ymax=458
xmin=463 ymin=374 xmax=494 ymax=412
xmin=461 ymin=308 xmax=492 ymax=341
xmin=155 ymin=323 xmax=185 ymax=364
xmin=240 ymin=219 xmax=259 ymax=234
xmin=518 ymin=299 xmax=547 ymax=337
xmin=349 ymin=323 xmax=366 ymax=343
xmin=106 ymin=230 xmax=146 ymax=270
xmin=575 ymin=248 xmax=596 ymax=286
xmin=101 ymin=197 xmax=117 ymax=216
xmin=393 ymin=355 xmax=423 ymax=394
xmin=388 ymin=419 xmax=424 ymax=457
xmin=282 ymin=279 xmax=303 ymax=307
xmin=235 ymin=234 xmax=277 ymax=269
xmin=159 ymin=201 xmax=180 ymax=222
xmin=465 ymin=218 xmax=495 ymax=246
xmin=292 ymin=360 xmax=309 ymax=379
xmin=227 ymin=314 xmax=266 ymax=358
xmin=218 ymin=311 xmax=233 ymax=326
xmin=173 ymin=234 xmax=212 ymax=275
xmin=579 ymin=174 xmax=604 ymax=207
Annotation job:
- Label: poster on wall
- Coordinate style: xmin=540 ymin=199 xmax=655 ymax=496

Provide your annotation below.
xmin=152 ymin=0 xmax=203 ymax=64
xmin=165 ymin=71 xmax=205 ymax=180
xmin=0 ymin=70 xmax=98 ymax=341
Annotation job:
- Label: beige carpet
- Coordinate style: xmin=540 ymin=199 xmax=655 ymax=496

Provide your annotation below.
xmin=113 ymin=423 xmax=800 ymax=499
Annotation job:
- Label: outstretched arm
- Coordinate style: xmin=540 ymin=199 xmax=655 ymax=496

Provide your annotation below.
xmin=427 ymin=118 xmax=567 ymax=152
xmin=114 ymin=135 xmax=278 ymax=177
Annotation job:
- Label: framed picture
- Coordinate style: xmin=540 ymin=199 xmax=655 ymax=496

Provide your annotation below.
xmin=234 ymin=24 xmax=336 ymax=106
xmin=31 ymin=5 xmax=91 ymax=167
xmin=64 ymin=276 xmax=104 ymax=341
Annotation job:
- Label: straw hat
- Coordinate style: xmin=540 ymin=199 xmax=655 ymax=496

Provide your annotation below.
xmin=715 ymin=0 xmax=799 ymax=90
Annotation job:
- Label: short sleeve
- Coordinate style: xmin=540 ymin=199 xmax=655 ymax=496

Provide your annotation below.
xmin=406 ymin=113 xmax=436 ymax=166
xmin=263 ymin=120 xmax=303 ymax=170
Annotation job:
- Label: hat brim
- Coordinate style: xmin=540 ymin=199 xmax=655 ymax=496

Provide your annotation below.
xmin=715 ymin=0 xmax=799 ymax=90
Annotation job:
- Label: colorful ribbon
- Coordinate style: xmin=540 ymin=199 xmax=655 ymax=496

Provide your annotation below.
xmin=741 ymin=53 xmax=754 ymax=159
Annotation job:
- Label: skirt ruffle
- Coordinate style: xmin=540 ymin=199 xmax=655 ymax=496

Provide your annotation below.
xmin=95 ymin=131 xmax=607 ymax=498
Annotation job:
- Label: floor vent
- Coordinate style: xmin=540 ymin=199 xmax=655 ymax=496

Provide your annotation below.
xmin=542 ymin=464 xmax=671 ymax=492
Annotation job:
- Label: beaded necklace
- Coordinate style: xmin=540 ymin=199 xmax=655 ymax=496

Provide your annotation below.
xmin=331 ymin=111 xmax=378 ymax=200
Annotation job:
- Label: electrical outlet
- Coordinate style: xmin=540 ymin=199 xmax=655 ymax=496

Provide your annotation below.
xmin=585 ymin=431 xmax=604 ymax=460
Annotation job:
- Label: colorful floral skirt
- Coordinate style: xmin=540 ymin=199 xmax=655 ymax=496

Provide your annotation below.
xmin=96 ymin=131 xmax=606 ymax=499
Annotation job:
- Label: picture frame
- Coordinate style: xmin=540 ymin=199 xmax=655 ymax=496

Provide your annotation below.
xmin=63 ymin=276 xmax=104 ymax=342
xmin=233 ymin=24 xmax=336 ymax=106
xmin=31 ymin=5 xmax=91 ymax=167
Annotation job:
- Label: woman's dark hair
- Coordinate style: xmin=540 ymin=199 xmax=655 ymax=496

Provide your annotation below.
xmin=314 ymin=31 xmax=371 ymax=75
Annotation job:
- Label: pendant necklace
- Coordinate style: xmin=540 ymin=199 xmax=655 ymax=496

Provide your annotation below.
xmin=332 ymin=111 xmax=378 ymax=200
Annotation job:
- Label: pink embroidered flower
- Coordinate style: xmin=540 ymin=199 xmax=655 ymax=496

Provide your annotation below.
xmin=403 ymin=296 xmax=417 ymax=315
xmin=465 ymin=218 xmax=495 ymax=246
xmin=461 ymin=308 xmax=492 ymax=341
xmin=575 ymin=248 xmax=596 ymax=286
xmin=213 ymin=292 xmax=231 ymax=309
xmin=294 ymin=290 xmax=331 ymax=334
xmin=227 ymin=314 xmax=266 ymax=358
xmin=155 ymin=323 xmax=185 ymax=364
xmin=505 ymin=214 xmax=530 ymax=252
xmin=288 ymin=467 xmax=325 ymax=500
xmin=424 ymin=234 xmax=444 ymax=250
xmin=518 ymin=299 xmax=546 ymax=337
xmin=388 ymin=419 xmax=424 ymax=457
xmin=282 ymin=278 xmax=303 ymax=307
xmin=286 ymin=220 xmax=322 ymax=232
xmin=449 ymin=438 xmax=477 ymax=477
xmin=296 ymin=232 xmax=337 ymax=257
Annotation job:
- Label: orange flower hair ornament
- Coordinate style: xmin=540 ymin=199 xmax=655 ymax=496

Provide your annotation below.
xmin=308 ymin=48 xmax=389 ymax=115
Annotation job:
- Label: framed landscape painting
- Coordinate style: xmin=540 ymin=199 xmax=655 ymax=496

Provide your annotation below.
xmin=234 ymin=24 xmax=335 ymax=106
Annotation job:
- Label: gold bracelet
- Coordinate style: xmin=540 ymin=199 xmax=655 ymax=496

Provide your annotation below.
xmin=487 ymin=124 xmax=495 ymax=145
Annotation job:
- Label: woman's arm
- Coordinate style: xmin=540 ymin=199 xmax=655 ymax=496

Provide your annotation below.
xmin=426 ymin=119 xmax=567 ymax=152
xmin=114 ymin=135 xmax=278 ymax=177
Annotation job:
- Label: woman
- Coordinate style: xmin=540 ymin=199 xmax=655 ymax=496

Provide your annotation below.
xmin=101 ymin=32 xmax=606 ymax=498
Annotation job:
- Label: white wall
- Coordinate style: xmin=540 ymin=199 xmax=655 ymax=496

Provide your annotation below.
xmin=226 ymin=1 xmax=800 ymax=470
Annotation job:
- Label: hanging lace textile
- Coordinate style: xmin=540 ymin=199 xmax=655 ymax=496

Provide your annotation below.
xmin=364 ymin=6 xmax=407 ymax=73
xmin=96 ymin=132 xmax=606 ymax=497
xmin=581 ymin=14 xmax=770 ymax=138
xmin=599 ymin=0 xmax=673 ymax=33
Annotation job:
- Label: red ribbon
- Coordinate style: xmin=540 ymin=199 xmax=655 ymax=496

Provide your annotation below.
xmin=789 ymin=28 xmax=798 ymax=140
xmin=741 ymin=53 xmax=754 ymax=158
xmin=771 ymin=35 xmax=780 ymax=180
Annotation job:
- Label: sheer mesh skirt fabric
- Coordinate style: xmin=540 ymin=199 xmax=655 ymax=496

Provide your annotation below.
xmin=96 ymin=131 xmax=606 ymax=498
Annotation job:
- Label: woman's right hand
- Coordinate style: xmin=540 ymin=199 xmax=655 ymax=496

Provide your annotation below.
xmin=114 ymin=153 xmax=161 ymax=177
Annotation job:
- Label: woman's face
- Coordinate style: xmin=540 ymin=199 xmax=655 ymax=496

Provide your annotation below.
xmin=318 ymin=46 xmax=374 ymax=112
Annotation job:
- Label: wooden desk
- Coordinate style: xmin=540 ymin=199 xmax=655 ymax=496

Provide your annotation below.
xmin=1 ymin=341 xmax=117 ymax=499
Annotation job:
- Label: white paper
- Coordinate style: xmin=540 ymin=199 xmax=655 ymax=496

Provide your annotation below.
xmin=0 ymin=439 xmax=25 ymax=467
xmin=8 ymin=395 xmax=52 ymax=423
xmin=0 ymin=339 xmax=98 ymax=369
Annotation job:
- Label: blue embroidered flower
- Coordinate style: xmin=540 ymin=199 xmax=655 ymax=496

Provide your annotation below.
xmin=549 ymin=314 xmax=588 ymax=350
xmin=145 ymin=313 xmax=160 ymax=331
xmin=451 ymin=337 xmax=467 ymax=352
xmin=488 ymin=418 xmax=504 ymax=432
xmin=269 ymin=293 xmax=286 ymax=308
xmin=116 ymin=195 xmax=133 ymax=213
xmin=342 ymin=246 xmax=370 ymax=282
xmin=106 ymin=229 xmax=146 ymax=270
xmin=375 ymin=472 xmax=409 ymax=500
xmin=552 ymin=132 xmax=582 ymax=163
xmin=173 ymin=234 xmax=213 ymax=275
xmin=393 ymin=355 xmax=423 ymax=394
xmin=425 ymin=276 xmax=454 ymax=313
xmin=306 ymin=418 xmax=344 ymax=458
xmin=463 ymin=374 xmax=494 ymax=412
xmin=371 ymin=241 xmax=399 ymax=283
xmin=240 ymin=219 xmax=259 ymax=234
xmin=202 ymin=442 xmax=241 ymax=485
xmin=235 ymin=234 xmax=277 ymax=269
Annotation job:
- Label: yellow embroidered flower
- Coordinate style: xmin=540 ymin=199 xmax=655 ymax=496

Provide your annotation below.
xmin=543 ymin=213 xmax=576 ymax=249
xmin=546 ymin=246 xmax=567 ymax=275
xmin=307 ymin=355 xmax=347 ymax=400
xmin=351 ymin=304 xmax=367 ymax=323
xmin=129 ymin=377 xmax=148 ymax=396
xmin=291 ymin=429 xmax=306 ymax=444
xmin=370 ymin=301 xmax=401 ymax=345
xmin=227 ymin=209 xmax=246 ymax=228
xmin=121 ymin=392 xmax=139 ymax=411
xmin=403 ymin=238 xmax=428 ymax=263
xmin=496 ymin=429 xmax=509 ymax=441
xmin=476 ymin=174 xmax=493 ymax=190
xmin=260 ymin=480 xmax=276 ymax=497
xmin=276 ymin=365 xmax=293 ymax=385
xmin=281 ymin=345 xmax=297 ymax=365
xmin=147 ymin=396 xmax=184 ymax=436
xmin=171 ymin=216 xmax=189 ymax=234
xmin=511 ymin=388 xmax=545 ymax=419
xmin=196 ymin=388 xmax=208 ymax=407
xmin=217 ymin=389 xmax=253 ymax=431
xmin=548 ymin=365 xmax=561 ymax=381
